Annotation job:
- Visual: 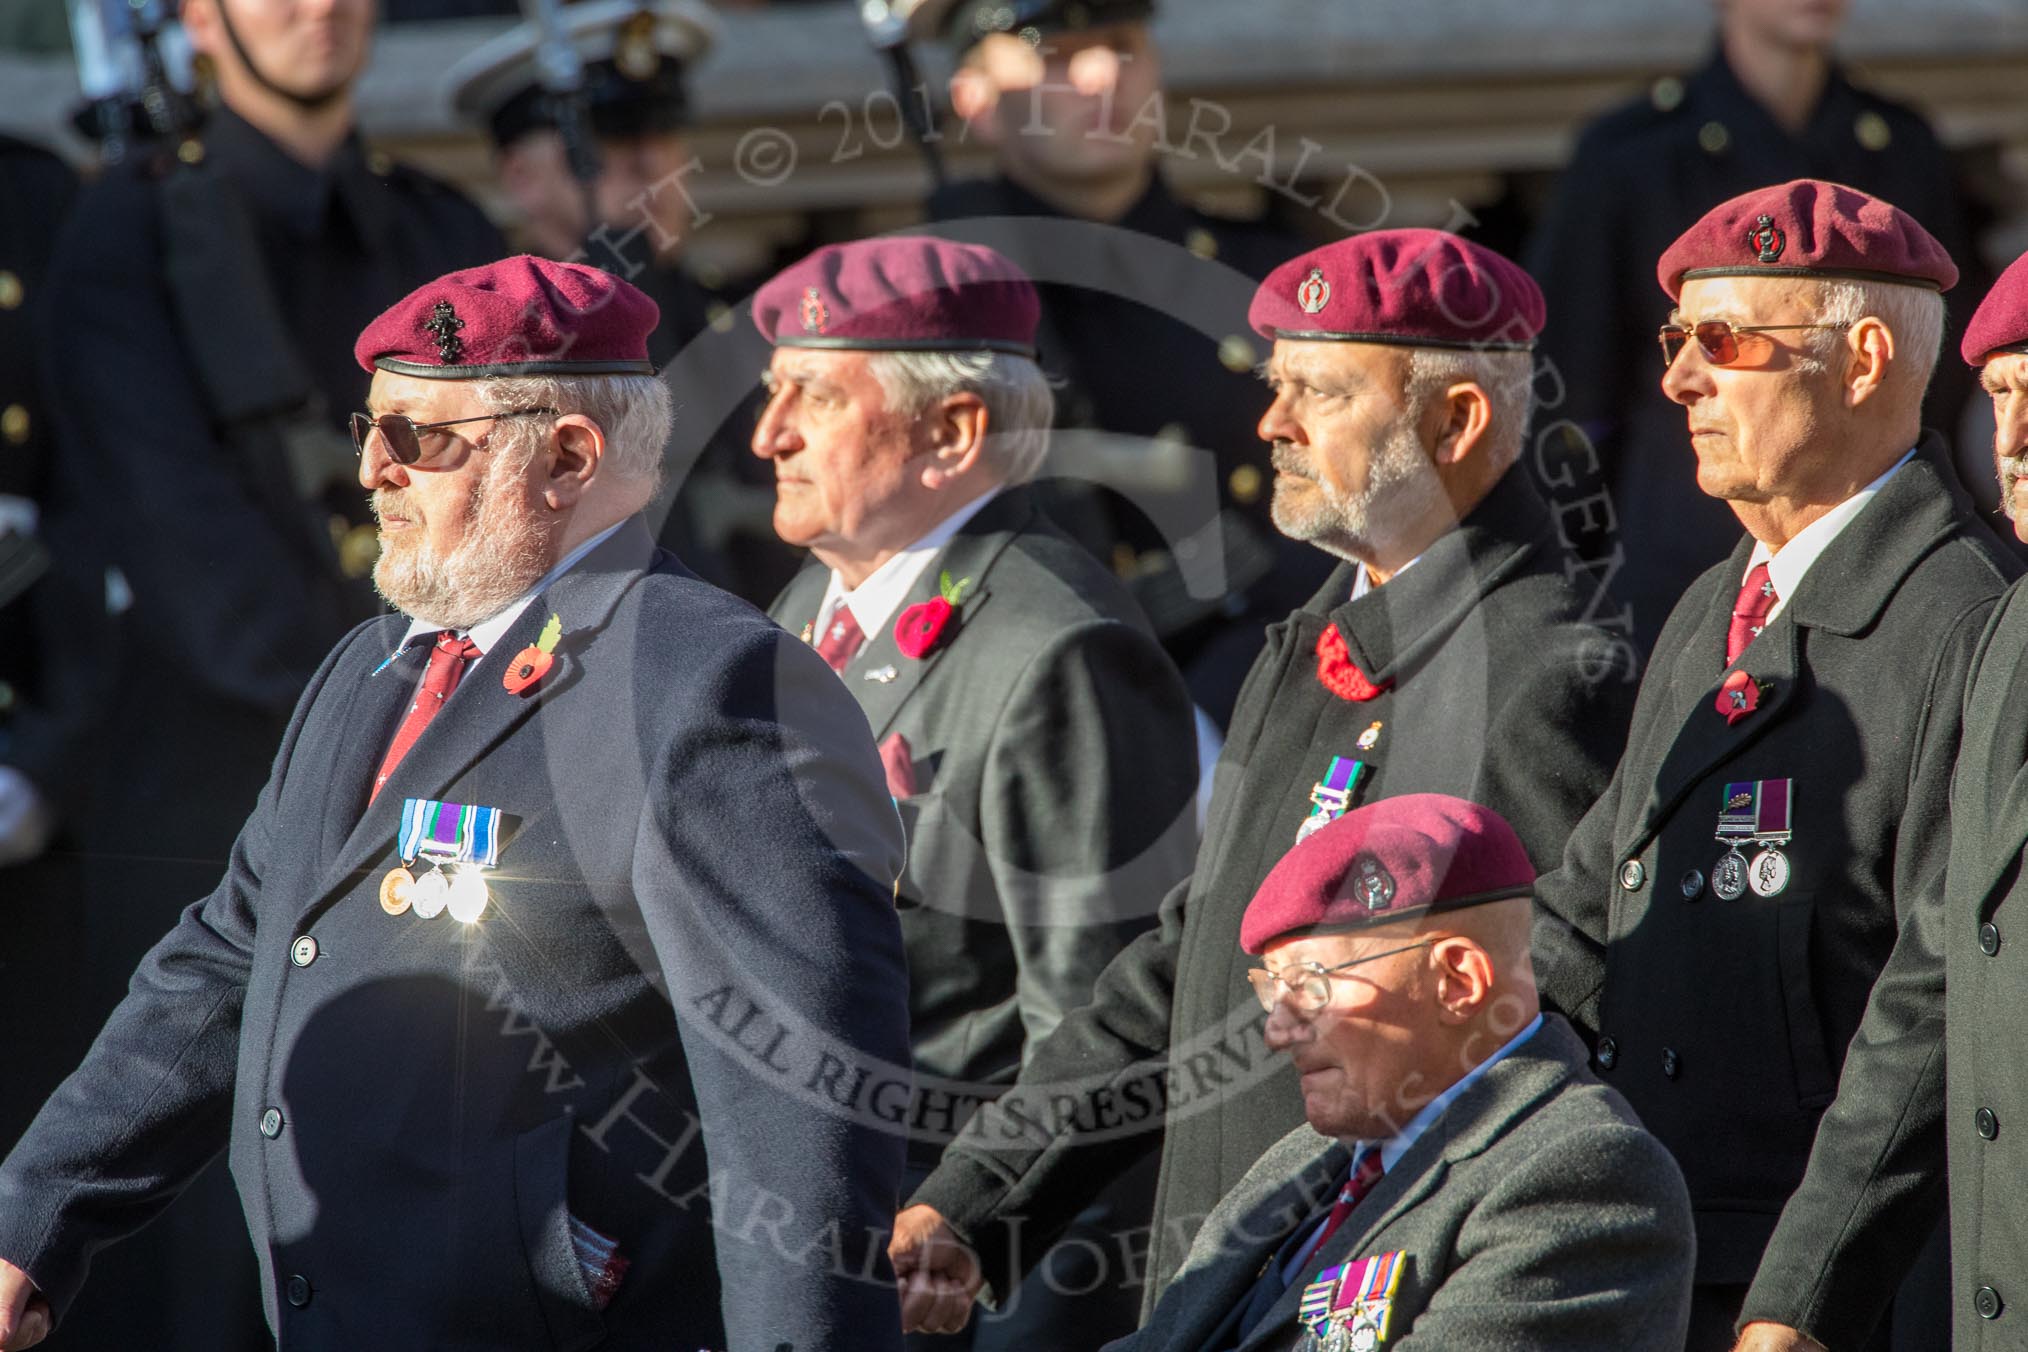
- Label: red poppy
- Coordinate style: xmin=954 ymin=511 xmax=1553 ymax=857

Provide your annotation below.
xmin=895 ymin=597 xmax=956 ymax=660
xmin=1315 ymin=624 xmax=1390 ymax=702
xmin=1716 ymin=669 xmax=1761 ymax=724
xmin=502 ymin=645 xmax=554 ymax=695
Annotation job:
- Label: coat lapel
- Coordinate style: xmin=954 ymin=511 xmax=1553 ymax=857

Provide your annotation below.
xmin=300 ymin=518 xmax=658 ymax=922
xmin=312 ymin=612 xmax=433 ymax=862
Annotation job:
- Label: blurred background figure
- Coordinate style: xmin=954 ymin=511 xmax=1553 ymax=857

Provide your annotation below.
xmin=445 ymin=0 xmax=802 ymax=604
xmin=910 ymin=0 xmax=1321 ymax=730
xmin=23 ymin=0 xmax=501 ymax=1344
xmin=1526 ymin=0 xmax=1986 ymax=656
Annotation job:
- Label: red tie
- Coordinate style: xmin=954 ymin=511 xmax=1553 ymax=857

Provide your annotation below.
xmin=814 ymin=607 xmax=867 ymax=672
xmin=1305 ymin=1147 xmax=1386 ymax=1260
xmin=1726 ymin=562 xmax=1778 ymax=667
xmin=371 ymin=632 xmax=480 ymax=802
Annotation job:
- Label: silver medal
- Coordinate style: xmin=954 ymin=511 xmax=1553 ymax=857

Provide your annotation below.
xmin=1748 ymin=847 xmax=1791 ymax=898
xmin=411 ymin=865 xmax=450 ymax=920
xmin=1711 ymin=848 xmax=1749 ymax=901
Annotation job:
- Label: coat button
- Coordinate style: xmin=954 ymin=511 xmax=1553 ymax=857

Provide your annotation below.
xmin=259 ymin=1107 xmax=283 ymax=1139
xmin=1596 ymin=1036 xmax=1618 ymax=1069
xmin=1980 ymin=923 xmax=2001 ymax=956
xmin=1978 ymin=1107 xmax=1999 ymax=1140
xmin=285 ymin=1275 xmax=312 ymax=1308
xmin=290 ymin=935 xmax=319 ymax=967
xmin=1618 ymin=860 xmax=1645 ymax=891
xmin=1976 ymin=1285 xmax=2003 ymax=1320
xmin=1662 ymin=1047 xmax=1682 ymax=1079
xmin=1679 ymin=869 xmax=1705 ymax=900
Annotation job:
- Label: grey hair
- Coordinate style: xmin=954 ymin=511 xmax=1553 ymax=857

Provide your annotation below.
xmin=470 ymin=373 xmax=674 ymax=506
xmin=1802 ymin=280 xmax=1946 ymax=389
xmin=863 ymin=350 xmax=1055 ymax=486
xmin=1402 ymin=347 xmax=1535 ymax=472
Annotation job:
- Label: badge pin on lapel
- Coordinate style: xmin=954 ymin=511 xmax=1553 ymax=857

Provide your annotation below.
xmin=863 ymin=665 xmax=898 ymax=684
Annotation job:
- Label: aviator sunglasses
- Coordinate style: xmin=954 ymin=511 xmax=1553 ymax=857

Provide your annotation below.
xmin=1656 ymin=320 xmax=1850 ymax=369
xmin=349 ymin=407 xmax=558 ymax=467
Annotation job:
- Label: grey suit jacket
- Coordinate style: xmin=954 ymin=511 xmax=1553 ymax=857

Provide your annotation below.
xmin=1111 ymin=1017 xmax=1694 ymax=1352
xmin=769 ymin=490 xmax=1199 ymax=1162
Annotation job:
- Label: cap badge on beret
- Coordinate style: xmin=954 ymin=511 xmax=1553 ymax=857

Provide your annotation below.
xmin=1748 ymin=214 xmax=1786 ymax=265
xmin=1296 ymin=267 xmax=1331 ymax=316
xmin=799 ymin=287 xmax=829 ymax=336
xmin=1351 ymin=853 xmax=1396 ymax=913
xmin=615 ymin=9 xmax=660 ymax=80
xmin=424 ymin=301 xmax=467 ymax=365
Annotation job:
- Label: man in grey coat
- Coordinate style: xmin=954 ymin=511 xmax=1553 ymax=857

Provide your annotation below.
xmin=751 ymin=236 xmax=1201 ymax=1348
xmin=1116 ymin=793 xmax=1693 ymax=1352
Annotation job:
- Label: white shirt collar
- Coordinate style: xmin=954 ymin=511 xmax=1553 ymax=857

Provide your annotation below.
xmin=816 ymin=489 xmax=1001 ymax=641
xmin=400 ymin=519 xmax=628 ymax=655
xmin=1747 ymin=447 xmax=1915 ymax=622
xmin=1349 ymin=553 xmax=1421 ymax=602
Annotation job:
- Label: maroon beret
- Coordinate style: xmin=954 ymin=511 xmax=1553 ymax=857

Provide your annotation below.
xmin=1657 ymin=178 xmax=1957 ymax=300
xmin=751 ymin=236 xmax=1039 ymax=357
xmin=354 ymin=254 xmax=659 ymax=378
xmin=1248 ymin=228 xmax=1543 ymax=353
xmin=1962 ymin=250 xmax=2028 ymax=364
xmin=1240 ymin=794 xmax=1534 ymax=954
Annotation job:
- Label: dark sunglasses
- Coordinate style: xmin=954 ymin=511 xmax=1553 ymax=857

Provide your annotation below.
xmin=349 ymin=407 xmax=558 ymax=467
xmin=1657 ymin=321 xmax=1850 ymax=369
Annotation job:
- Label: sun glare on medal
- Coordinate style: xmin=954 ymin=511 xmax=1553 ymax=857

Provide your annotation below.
xmin=446 ymin=867 xmax=490 ymax=924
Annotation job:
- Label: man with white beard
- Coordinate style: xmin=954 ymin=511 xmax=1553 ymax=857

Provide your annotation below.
xmin=894 ymin=228 xmax=1639 ymax=1335
xmin=0 ymin=256 xmax=914 ymax=1352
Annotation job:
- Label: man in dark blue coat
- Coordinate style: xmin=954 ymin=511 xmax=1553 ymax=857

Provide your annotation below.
xmin=0 ymin=257 xmax=913 ymax=1352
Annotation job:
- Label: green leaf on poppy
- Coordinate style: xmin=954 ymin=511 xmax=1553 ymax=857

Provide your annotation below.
xmin=535 ymin=612 xmax=563 ymax=654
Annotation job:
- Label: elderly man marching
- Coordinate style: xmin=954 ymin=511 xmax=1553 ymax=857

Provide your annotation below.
xmin=1735 ymin=251 xmax=2028 ymax=1352
xmin=0 ymin=256 xmax=913 ymax=1352
xmin=751 ymin=235 xmax=1202 ymax=1347
xmin=891 ymin=229 xmax=1639 ymax=1336
xmin=1528 ymin=179 xmax=2022 ymax=1352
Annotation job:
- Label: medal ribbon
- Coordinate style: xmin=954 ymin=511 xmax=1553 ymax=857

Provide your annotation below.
xmin=398 ymin=798 xmax=502 ymax=867
xmin=1307 ymin=757 xmax=1365 ymax=822
xmin=1714 ymin=779 xmax=1793 ymax=845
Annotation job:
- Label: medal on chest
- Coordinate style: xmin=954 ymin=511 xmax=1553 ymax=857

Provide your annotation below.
xmin=1710 ymin=779 xmax=1794 ymax=901
xmin=381 ymin=797 xmax=504 ymax=923
xmin=1296 ymin=755 xmax=1367 ymax=846
xmin=1298 ymin=1250 xmax=1405 ymax=1351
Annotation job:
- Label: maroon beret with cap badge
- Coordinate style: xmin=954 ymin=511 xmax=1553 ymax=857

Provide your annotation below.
xmin=1961 ymin=249 xmax=2028 ymax=365
xmin=1656 ymin=178 xmax=1957 ymax=301
xmin=1240 ymin=793 xmax=1535 ymax=954
xmin=353 ymin=254 xmax=660 ymax=378
xmin=750 ymin=236 xmax=1039 ymax=356
xmin=1248 ymin=228 xmax=1544 ymax=352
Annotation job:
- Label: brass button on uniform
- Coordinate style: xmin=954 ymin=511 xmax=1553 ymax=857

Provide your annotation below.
xmin=259 ymin=1107 xmax=284 ymax=1138
xmin=0 ymin=270 xmax=21 ymax=310
xmin=1855 ymin=111 xmax=1893 ymax=151
xmin=1218 ymin=334 xmax=1256 ymax=373
xmin=1980 ymin=922 xmax=2001 ymax=956
xmin=1975 ymin=1285 xmax=2003 ymax=1320
xmin=1619 ymin=859 xmax=1645 ymax=891
xmin=1 ymin=404 xmax=28 ymax=446
xmin=1978 ymin=1107 xmax=1999 ymax=1140
xmin=367 ymin=149 xmax=394 ymax=176
xmin=291 ymin=936 xmax=319 ymax=968
xmin=1650 ymin=76 xmax=1685 ymax=112
xmin=1185 ymin=227 xmax=1219 ymax=261
xmin=1596 ymin=1036 xmax=1618 ymax=1070
xmin=1228 ymin=463 xmax=1263 ymax=504
xmin=1699 ymin=121 xmax=1732 ymax=155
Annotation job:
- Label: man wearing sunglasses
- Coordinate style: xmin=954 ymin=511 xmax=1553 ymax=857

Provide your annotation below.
xmin=0 ymin=255 xmax=915 ymax=1352
xmin=1734 ymin=254 xmax=2028 ymax=1352
xmin=1528 ymin=178 xmax=2021 ymax=1352
xmin=1117 ymin=793 xmax=1693 ymax=1351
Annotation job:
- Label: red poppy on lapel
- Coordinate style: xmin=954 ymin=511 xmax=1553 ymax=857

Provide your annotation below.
xmin=1315 ymin=624 xmax=1390 ymax=702
xmin=1716 ymin=669 xmax=1764 ymax=724
xmin=503 ymin=613 xmax=563 ymax=695
xmin=894 ymin=571 xmax=973 ymax=660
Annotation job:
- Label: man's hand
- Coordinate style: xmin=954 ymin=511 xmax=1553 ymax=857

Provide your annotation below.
xmin=1733 ymin=1321 xmax=1828 ymax=1352
xmin=0 ymin=1258 xmax=50 ymax=1350
xmin=889 ymin=1204 xmax=984 ymax=1335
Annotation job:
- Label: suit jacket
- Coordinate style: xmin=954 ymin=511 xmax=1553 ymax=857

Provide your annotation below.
xmin=1532 ymin=441 xmax=2019 ymax=1298
xmin=1744 ymin=569 xmax=2028 ymax=1348
xmin=0 ymin=519 xmax=913 ymax=1352
xmin=1110 ymin=1017 xmax=1694 ymax=1352
xmin=912 ymin=470 xmax=1639 ymax=1306
xmin=768 ymin=491 xmax=1199 ymax=1165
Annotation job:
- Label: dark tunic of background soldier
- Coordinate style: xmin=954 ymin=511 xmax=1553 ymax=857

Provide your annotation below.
xmin=0 ymin=133 xmax=82 ymax=1170
xmin=445 ymin=0 xmax=798 ymax=606
xmin=26 ymin=0 xmax=502 ymax=1345
xmin=911 ymin=0 xmax=1323 ymax=728
xmin=1525 ymin=0 xmax=1986 ymax=656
